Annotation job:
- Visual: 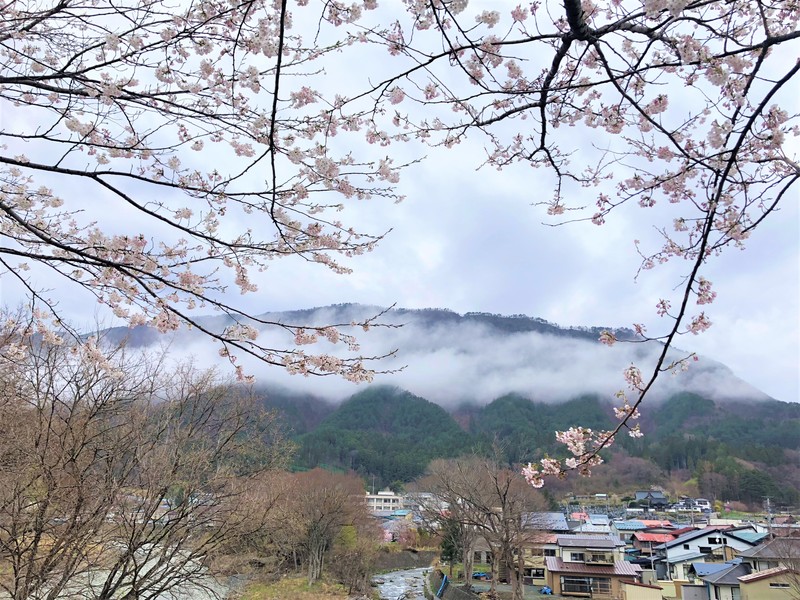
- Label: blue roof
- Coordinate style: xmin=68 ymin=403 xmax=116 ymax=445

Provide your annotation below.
xmin=614 ymin=520 xmax=646 ymax=531
xmin=727 ymin=531 xmax=768 ymax=544
xmin=692 ymin=562 xmax=731 ymax=576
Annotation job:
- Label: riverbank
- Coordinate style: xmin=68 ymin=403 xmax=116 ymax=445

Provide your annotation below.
xmin=239 ymin=549 xmax=437 ymax=600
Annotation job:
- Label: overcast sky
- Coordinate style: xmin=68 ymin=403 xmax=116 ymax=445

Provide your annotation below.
xmin=1 ymin=1 xmax=798 ymax=403
xmin=245 ymin=135 xmax=800 ymax=403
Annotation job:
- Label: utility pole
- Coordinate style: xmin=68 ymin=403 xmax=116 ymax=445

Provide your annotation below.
xmin=765 ymin=497 xmax=773 ymax=539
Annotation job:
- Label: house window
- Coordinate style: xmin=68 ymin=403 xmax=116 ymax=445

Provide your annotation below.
xmin=527 ymin=568 xmax=545 ymax=578
xmin=770 ymin=583 xmax=790 ymax=589
xmin=473 ymin=552 xmax=482 ymax=563
xmin=708 ymin=537 xmax=721 ymax=544
xmin=684 ymin=544 xmax=690 ymax=550
xmin=570 ymin=552 xmax=585 ymax=562
xmin=561 ymin=576 xmax=612 ymax=595
xmin=587 ymin=553 xmax=612 ymax=563
xmin=699 ymin=546 xmax=712 ymax=553
xmin=544 ymin=549 xmax=556 ymax=557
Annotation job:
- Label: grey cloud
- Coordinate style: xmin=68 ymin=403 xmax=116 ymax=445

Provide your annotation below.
xmin=146 ymin=305 xmax=772 ymax=408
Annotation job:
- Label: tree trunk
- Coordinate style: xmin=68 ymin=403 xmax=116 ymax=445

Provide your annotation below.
xmin=505 ymin=549 xmax=524 ymax=600
xmin=307 ymin=539 xmax=325 ymax=584
xmin=489 ymin=544 xmax=499 ymax=596
xmin=464 ymin=537 xmax=475 ymax=585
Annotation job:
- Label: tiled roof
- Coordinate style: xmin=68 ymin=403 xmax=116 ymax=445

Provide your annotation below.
xmin=636 ymin=491 xmax=667 ymax=500
xmin=545 ymin=557 xmax=642 ymax=577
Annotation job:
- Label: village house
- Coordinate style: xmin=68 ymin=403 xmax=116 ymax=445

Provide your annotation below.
xmin=543 ymin=535 xmax=644 ymax=598
xmin=652 ymin=526 xmax=760 ymax=580
xmin=675 ymin=536 xmax=800 ymax=600
xmin=634 ymin=490 xmax=670 ymax=510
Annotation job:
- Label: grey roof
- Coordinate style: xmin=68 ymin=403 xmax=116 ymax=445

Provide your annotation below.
xmin=589 ymin=514 xmax=611 ymax=525
xmin=738 ymin=537 xmax=800 ymax=559
xmin=636 ymin=491 xmax=668 ymax=501
xmin=655 ymin=526 xmax=754 ymax=550
xmin=557 ymin=535 xmax=624 ymax=549
xmin=545 ymin=557 xmax=642 ymax=577
xmin=523 ymin=512 xmax=570 ymax=531
xmin=572 ymin=524 xmax=612 ymax=533
xmin=691 ymin=562 xmax=732 ymax=577
xmin=664 ymin=551 xmax=707 ymax=564
xmin=702 ymin=563 xmax=751 ymax=586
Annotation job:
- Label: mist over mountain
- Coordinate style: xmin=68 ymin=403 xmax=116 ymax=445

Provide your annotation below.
xmin=104 ymin=303 xmax=772 ymax=406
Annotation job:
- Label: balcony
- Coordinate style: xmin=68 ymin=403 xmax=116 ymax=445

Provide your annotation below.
xmin=585 ymin=553 xmax=615 ymax=565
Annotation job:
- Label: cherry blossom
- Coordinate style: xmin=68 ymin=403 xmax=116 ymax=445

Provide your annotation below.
xmin=1 ymin=0 xmax=797 ymax=484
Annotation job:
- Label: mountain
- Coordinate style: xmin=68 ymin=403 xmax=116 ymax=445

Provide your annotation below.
xmin=100 ymin=305 xmax=797 ymax=506
xmin=103 ymin=304 xmax=773 ymax=406
xmin=292 ymin=386 xmax=469 ymax=483
xmin=255 ymin=385 xmax=800 ymax=508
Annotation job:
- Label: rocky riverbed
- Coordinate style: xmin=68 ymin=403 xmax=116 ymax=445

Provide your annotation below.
xmin=373 ymin=567 xmax=429 ymax=600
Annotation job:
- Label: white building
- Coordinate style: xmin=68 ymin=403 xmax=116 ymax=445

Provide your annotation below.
xmin=365 ymin=489 xmax=403 ymax=512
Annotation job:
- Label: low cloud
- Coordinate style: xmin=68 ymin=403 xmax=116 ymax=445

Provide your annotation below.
xmin=140 ymin=305 xmax=771 ymax=407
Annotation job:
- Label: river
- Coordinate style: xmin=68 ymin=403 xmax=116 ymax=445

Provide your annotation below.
xmin=373 ymin=567 xmax=429 ymax=600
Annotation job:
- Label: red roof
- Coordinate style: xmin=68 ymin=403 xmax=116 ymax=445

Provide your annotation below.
xmin=545 ymin=557 xmax=642 ymax=577
xmin=570 ymin=512 xmax=589 ymax=521
xmin=639 ymin=520 xmax=672 ymax=527
xmin=634 ymin=532 xmax=675 ymax=543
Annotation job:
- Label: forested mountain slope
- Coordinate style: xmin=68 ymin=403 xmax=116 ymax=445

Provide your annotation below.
xmin=254 ymin=386 xmax=799 ymax=507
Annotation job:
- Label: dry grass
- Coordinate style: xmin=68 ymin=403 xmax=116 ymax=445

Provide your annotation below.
xmin=239 ymin=576 xmax=357 ymax=600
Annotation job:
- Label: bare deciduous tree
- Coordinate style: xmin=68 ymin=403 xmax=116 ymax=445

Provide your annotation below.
xmin=288 ymin=469 xmax=368 ymax=586
xmin=0 ymin=319 xmax=292 ymax=600
xmin=425 ymin=457 xmax=547 ymax=600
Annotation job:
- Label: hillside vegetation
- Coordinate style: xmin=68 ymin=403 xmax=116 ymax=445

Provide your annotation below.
xmin=257 ymin=386 xmax=800 ymax=507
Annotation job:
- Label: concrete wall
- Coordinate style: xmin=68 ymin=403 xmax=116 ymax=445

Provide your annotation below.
xmin=428 ymin=569 xmax=479 ymax=600
xmin=621 ymin=581 xmax=663 ymax=600
xmin=681 ymin=584 xmax=709 ymax=600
